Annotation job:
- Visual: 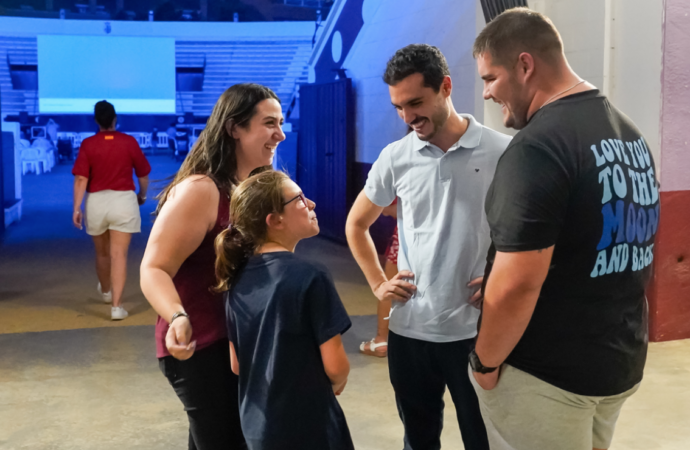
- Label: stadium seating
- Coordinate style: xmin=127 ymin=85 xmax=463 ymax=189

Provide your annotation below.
xmin=0 ymin=36 xmax=38 ymax=115
xmin=175 ymin=39 xmax=311 ymax=116
xmin=0 ymin=36 xmax=312 ymax=117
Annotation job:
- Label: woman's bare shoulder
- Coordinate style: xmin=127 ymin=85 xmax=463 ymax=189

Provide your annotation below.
xmin=168 ymin=175 xmax=219 ymax=202
xmin=147 ymin=175 xmax=220 ymax=265
xmin=160 ymin=175 xmax=220 ymax=226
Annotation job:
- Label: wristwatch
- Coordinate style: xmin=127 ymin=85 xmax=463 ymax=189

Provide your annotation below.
xmin=469 ymin=349 xmax=498 ymax=374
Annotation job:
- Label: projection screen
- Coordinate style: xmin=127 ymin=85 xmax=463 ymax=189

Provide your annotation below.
xmin=38 ymin=35 xmax=176 ymax=114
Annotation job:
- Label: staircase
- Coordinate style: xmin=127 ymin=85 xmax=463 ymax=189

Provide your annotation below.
xmin=0 ymin=36 xmax=38 ymax=116
xmin=175 ymin=39 xmax=312 ymax=116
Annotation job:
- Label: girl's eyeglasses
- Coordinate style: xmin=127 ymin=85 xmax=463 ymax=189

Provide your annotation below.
xmin=282 ymin=192 xmax=307 ymax=207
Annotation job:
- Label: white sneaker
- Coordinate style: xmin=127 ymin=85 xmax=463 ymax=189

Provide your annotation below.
xmin=97 ymin=283 xmax=112 ymax=304
xmin=111 ymin=306 xmax=128 ymax=321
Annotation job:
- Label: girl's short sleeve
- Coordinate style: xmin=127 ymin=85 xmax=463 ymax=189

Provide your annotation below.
xmin=303 ymin=267 xmax=351 ymax=346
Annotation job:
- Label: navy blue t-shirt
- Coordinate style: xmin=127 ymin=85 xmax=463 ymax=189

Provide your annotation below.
xmin=225 ymin=252 xmax=354 ymax=450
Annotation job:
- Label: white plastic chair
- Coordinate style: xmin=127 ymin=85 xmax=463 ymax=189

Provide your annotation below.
xmin=79 ymin=132 xmax=95 ymax=149
xmin=21 ymin=147 xmax=42 ymax=175
xmin=47 ymin=149 xmax=56 ymax=169
xmin=135 ymin=133 xmax=151 ymax=149
xmin=74 ymin=132 xmax=94 ymax=155
xmin=157 ymin=132 xmax=169 ymax=148
xmin=126 ymin=132 xmax=150 ymax=149
xmin=141 ymin=133 xmax=152 ymax=149
xmin=31 ymin=138 xmax=54 ymax=172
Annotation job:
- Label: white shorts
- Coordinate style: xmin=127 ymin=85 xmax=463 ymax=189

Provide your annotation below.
xmin=84 ymin=190 xmax=141 ymax=236
xmin=469 ymin=364 xmax=639 ymax=450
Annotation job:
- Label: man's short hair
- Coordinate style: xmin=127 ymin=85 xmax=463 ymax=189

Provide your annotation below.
xmin=473 ymin=7 xmax=563 ymax=66
xmin=94 ymin=100 xmax=116 ymax=128
xmin=383 ymin=44 xmax=450 ymax=92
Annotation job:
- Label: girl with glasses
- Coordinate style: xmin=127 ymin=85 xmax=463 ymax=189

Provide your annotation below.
xmin=215 ymin=170 xmax=354 ymax=450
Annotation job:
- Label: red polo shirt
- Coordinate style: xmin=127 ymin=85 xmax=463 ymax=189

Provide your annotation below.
xmin=72 ymin=131 xmax=151 ymax=193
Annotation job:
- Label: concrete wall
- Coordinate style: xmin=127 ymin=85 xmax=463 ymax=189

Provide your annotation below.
xmin=473 ymin=1 xmax=690 ymax=341
xmin=647 ymin=0 xmax=690 ymax=342
xmin=531 ymin=0 xmax=607 ymax=87
xmin=474 ymin=0 xmax=515 ymax=137
xmin=659 ymin=0 xmax=690 ymax=193
xmin=338 ymin=0 xmax=665 ymax=170
xmin=606 ymin=0 xmax=663 ymax=168
xmin=342 ymin=0 xmax=480 ymax=163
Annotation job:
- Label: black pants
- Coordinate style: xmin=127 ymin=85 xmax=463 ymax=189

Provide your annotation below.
xmin=159 ymin=339 xmax=247 ymax=450
xmin=388 ymin=331 xmax=489 ymax=450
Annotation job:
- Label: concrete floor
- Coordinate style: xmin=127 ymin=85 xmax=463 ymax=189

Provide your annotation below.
xmin=1 ymin=157 xmax=689 ymax=449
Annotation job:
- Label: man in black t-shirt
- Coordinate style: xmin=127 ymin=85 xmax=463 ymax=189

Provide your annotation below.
xmin=468 ymin=8 xmax=659 ymax=450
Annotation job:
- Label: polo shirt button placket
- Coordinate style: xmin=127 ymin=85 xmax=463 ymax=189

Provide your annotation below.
xmin=439 ymin=155 xmax=450 ymax=182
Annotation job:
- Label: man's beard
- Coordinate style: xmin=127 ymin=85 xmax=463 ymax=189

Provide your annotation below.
xmin=414 ymin=109 xmax=448 ymax=142
xmin=505 ymin=103 xmax=529 ymax=130
xmin=504 ymin=79 xmax=530 ymax=130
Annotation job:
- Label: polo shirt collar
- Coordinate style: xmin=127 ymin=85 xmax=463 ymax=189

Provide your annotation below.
xmin=412 ymin=114 xmax=483 ymax=152
xmin=411 ymin=131 xmax=428 ymax=152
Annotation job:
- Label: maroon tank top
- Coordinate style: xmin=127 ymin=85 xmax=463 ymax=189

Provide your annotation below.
xmin=155 ymin=188 xmax=230 ymax=358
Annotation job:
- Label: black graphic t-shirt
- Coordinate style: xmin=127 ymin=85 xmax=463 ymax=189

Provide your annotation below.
xmin=485 ymin=90 xmax=658 ymax=396
xmin=225 ymin=252 xmax=354 ymax=450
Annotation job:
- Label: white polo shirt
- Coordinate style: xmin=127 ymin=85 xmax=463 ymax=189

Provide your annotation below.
xmin=364 ymin=114 xmax=511 ymax=342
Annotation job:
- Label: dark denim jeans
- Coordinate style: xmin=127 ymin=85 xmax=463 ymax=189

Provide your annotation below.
xmin=159 ymin=339 xmax=247 ymax=450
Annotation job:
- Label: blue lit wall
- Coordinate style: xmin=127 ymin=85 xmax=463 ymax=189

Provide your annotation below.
xmin=311 ymin=0 xmax=364 ymax=84
xmin=37 ymin=35 xmax=176 ymax=114
xmin=339 ymin=0 xmax=481 ymax=163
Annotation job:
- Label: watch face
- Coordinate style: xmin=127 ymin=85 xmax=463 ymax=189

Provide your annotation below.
xmin=469 ymin=349 xmax=481 ymax=371
xmin=469 ymin=349 xmax=496 ymax=374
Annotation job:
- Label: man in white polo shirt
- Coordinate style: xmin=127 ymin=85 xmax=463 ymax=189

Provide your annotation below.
xmin=346 ymin=44 xmax=511 ymax=450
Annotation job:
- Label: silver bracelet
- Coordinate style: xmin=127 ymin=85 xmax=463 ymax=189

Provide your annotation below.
xmin=170 ymin=311 xmax=189 ymax=325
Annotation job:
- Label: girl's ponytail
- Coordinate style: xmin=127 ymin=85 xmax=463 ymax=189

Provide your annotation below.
xmin=215 ymin=225 xmax=256 ymax=292
xmin=214 ymin=170 xmax=290 ymax=292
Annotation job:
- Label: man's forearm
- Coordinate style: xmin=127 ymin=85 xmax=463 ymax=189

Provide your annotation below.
xmin=345 ymin=224 xmax=387 ymax=292
xmin=475 ymin=248 xmax=553 ymax=367
xmin=475 ymin=282 xmax=541 ymax=367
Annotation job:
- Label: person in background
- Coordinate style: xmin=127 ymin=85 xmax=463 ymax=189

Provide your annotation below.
xmin=360 ymin=199 xmax=398 ymax=358
xmin=346 ymin=44 xmax=510 ymax=450
xmin=19 ymin=130 xmax=30 ymax=148
xmin=215 ymin=170 xmax=354 ymax=450
xmin=470 ymin=8 xmax=659 ymax=450
xmin=166 ymin=122 xmax=177 ymax=156
xmin=46 ymin=118 xmax=59 ymax=146
xmin=140 ymin=84 xmax=286 ymax=450
xmin=151 ymin=126 xmax=158 ymax=156
xmin=72 ymin=100 xmax=150 ymax=320
xmin=361 ymin=124 xmax=414 ymax=357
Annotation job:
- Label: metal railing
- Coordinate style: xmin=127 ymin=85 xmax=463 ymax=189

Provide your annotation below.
xmin=283 ymin=0 xmax=333 ymax=8
xmin=480 ymin=0 xmax=529 ymax=23
xmin=285 ymin=0 xmax=344 ymax=120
